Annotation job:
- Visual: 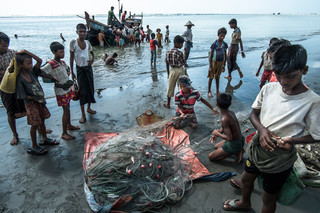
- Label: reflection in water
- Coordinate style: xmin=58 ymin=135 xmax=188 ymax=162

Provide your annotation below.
xmin=225 ymin=79 xmax=243 ymax=95
xmin=151 ymin=66 xmax=158 ymax=82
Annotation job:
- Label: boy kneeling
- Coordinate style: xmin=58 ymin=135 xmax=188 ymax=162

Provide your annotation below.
xmin=208 ymin=93 xmax=244 ymax=164
xmin=173 ymin=75 xmax=219 ymax=129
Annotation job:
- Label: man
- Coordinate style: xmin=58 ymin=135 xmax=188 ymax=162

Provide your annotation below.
xmin=108 ymin=6 xmax=119 ymax=27
xmin=182 ymin=20 xmax=194 ymax=67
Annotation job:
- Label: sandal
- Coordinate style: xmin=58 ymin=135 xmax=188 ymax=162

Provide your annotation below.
xmin=27 ymin=145 xmax=47 ymax=156
xmin=230 ymin=179 xmax=243 ymax=190
xmin=39 ymin=138 xmax=59 ymax=146
xmin=223 ymin=199 xmax=251 ymax=211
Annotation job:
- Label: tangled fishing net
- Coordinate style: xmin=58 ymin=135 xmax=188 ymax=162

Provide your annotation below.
xmin=84 ymin=124 xmax=195 ymax=212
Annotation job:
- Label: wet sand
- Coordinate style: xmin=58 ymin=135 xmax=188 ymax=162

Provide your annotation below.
xmin=1 ymin=36 xmax=320 ymax=212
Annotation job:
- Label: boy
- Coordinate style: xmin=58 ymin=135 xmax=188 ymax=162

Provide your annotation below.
xmin=208 ymin=93 xmax=244 ymax=163
xmin=105 ymin=52 xmax=118 ymax=65
xmin=164 ymin=25 xmax=169 ymax=43
xmin=208 ymin=27 xmax=228 ymax=97
xmin=163 ymin=35 xmax=185 ymax=109
xmin=223 ymin=44 xmax=320 ymax=212
xmin=0 ymin=32 xmax=26 ymax=145
xmin=156 ymin=29 xmax=163 ymax=48
xmin=16 ymin=50 xmax=59 ymax=156
xmin=146 ymin=25 xmax=152 ymax=42
xmin=134 ymin=28 xmax=141 ymax=47
xmin=42 ymin=42 xmax=80 ymax=141
xmin=225 ymin=18 xmax=245 ymax=79
xmin=150 ymin=33 xmax=158 ymax=66
xmin=173 ymin=75 xmax=219 ymax=129
xmin=256 ymin=38 xmax=278 ymax=89
xmin=70 ymin=23 xmax=96 ymax=123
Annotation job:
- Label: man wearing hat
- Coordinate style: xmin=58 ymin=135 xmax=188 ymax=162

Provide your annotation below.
xmin=182 ymin=20 xmax=194 ymax=67
xmin=173 ymin=75 xmax=219 ymax=129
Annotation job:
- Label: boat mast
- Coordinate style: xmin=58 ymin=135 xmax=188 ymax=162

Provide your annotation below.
xmin=118 ymin=0 xmax=121 ymax=19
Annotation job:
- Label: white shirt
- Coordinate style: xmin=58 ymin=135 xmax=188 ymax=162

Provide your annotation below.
xmin=70 ymin=39 xmax=92 ymax=67
xmin=252 ymin=82 xmax=320 ymax=140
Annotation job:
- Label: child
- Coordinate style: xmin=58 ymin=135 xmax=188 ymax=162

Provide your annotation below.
xmin=208 ymin=93 xmax=244 ymax=163
xmin=146 ymin=25 xmax=152 ymax=42
xmin=173 ymin=75 xmax=219 ymax=129
xmin=119 ymin=33 xmax=125 ymax=50
xmin=164 ymin=25 xmax=169 ymax=43
xmin=150 ymin=33 xmax=158 ymax=66
xmin=140 ymin=27 xmax=145 ymax=43
xmin=256 ymin=38 xmax=278 ymax=89
xmin=208 ymin=27 xmax=228 ymax=97
xmin=105 ymin=52 xmax=118 ymax=65
xmin=70 ymin=23 xmax=96 ymax=124
xmin=156 ymin=28 xmax=163 ymax=48
xmin=134 ymin=28 xmax=141 ymax=47
xmin=223 ymin=44 xmax=320 ymax=212
xmin=97 ymin=30 xmax=105 ymax=47
xmin=41 ymin=42 xmax=80 ymax=141
xmin=163 ymin=35 xmax=185 ymax=109
xmin=0 ymin=32 xmax=26 ymax=145
xmin=225 ymin=18 xmax=245 ymax=79
xmin=16 ymin=50 xmax=59 ymax=156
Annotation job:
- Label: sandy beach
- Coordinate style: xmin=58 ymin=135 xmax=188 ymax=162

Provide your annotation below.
xmin=1 ymin=18 xmax=320 ymax=213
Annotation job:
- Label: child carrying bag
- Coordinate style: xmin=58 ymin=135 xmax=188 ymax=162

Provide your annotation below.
xmin=0 ymin=58 xmax=19 ymax=94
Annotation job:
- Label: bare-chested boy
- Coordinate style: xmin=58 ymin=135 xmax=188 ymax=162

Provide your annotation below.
xmin=208 ymin=93 xmax=244 ymax=163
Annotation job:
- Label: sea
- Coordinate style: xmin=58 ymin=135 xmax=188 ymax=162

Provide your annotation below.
xmin=1 ymin=13 xmax=320 ymax=106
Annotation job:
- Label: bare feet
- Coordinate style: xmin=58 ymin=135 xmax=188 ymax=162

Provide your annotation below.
xmin=236 ymin=149 xmax=245 ymax=164
xmin=87 ymin=109 xmax=96 ymax=114
xmin=37 ymin=128 xmax=52 ymax=134
xmin=61 ymin=133 xmax=75 ymax=140
xmin=67 ymin=125 xmax=80 ymax=130
xmin=163 ymin=102 xmax=170 ymax=109
xmin=224 ymin=75 xmax=231 ymax=80
xmin=208 ymin=91 xmax=213 ymax=97
xmin=79 ymin=117 xmax=86 ymax=123
xmin=10 ymin=136 xmax=19 ymax=146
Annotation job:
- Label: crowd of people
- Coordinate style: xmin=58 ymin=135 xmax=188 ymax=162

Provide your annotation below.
xmin=0 ymin=14 xmax=320 ymax=213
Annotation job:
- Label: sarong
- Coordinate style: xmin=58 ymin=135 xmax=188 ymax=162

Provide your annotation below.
xmin=227 ymin=44 xmax=240 ymax=72
xmin=76 ymin=65 xmax=96 ymax=106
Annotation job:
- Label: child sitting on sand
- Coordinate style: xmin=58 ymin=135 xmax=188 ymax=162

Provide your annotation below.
xmin=41 ymin=42 xmax=80 ymax=141
xmin=16 ymin=50 xmax=59 ymax=156
xmin=105 ymin=52 xmax=118 ymax=65
xmin=173 ymin=75 xmax=219 ymax=129
xmin=208 ymin=27 xmax=228 ymax=97
xmin=208 ymin=93 xmax=244 ymax=163
xmin=256 ymin=38 xmax=278 ymax=89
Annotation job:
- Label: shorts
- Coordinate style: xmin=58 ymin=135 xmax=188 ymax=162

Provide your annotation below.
xmin=0 ymin=91 xmax=26 ymax=117
xmin=222 ymin=136 xmax=244 ymax=154
xmin=208 ymin=61 xmax=225 ymax=79
xmin=173 ymin=113 xmax=197 ymax=129
xmin=25 ymin=100 xmax=50 ymax=126
xmin=261 ymin=70 xmax=273 ymax=82
xmin=245 ymin=158 xmax=292 ymax=194
xmin=119 ymin=38 xmax=125 ymax=46
xmin=56 ymin=90 xmax=75 ymax=107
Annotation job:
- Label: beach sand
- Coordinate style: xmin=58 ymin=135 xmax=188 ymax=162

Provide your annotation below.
xmin=1 ymin=36 xmax=320 ymax=213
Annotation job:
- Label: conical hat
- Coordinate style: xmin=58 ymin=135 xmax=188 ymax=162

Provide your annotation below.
xmin=184 ymin=20 xmax=195 ymax=26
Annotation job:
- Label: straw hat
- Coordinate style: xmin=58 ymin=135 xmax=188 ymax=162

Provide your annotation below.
xmin=184 ymin=20 xmax=195 ymax=26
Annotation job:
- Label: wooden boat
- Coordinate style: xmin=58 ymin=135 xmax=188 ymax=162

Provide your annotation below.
xmin=80 ymin=10 xmax=143 ymax=46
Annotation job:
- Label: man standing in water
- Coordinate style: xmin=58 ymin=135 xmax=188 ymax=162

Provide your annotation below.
xmin=225 ymin=18 xmax=245 ymax=79
xmin=182 ymin=21 xmax=194 ymax=67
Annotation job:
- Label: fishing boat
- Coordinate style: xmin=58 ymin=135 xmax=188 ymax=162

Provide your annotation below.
xmin=79 ymin=6 xmax=143 ymax=46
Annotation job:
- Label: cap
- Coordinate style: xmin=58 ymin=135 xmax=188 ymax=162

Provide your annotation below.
xmin=178 ymin=75 xmax=193 ymax=89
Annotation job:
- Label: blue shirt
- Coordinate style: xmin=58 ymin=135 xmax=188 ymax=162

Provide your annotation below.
xmin=210 ymin=40 xmax=228 ymax=62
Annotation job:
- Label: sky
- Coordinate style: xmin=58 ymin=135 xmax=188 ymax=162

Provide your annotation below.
xmin=0 ymin=0 xmax=319 ymax=16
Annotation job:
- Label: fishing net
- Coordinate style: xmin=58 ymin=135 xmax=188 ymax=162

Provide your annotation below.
xmin=83 ymin=122 xmax=235 ymax=212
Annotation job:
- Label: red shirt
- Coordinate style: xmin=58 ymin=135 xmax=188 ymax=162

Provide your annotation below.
xmin=150 ymin=39 xmax=157 ymax=50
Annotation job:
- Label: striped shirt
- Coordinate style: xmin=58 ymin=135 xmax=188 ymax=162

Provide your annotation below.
xmin=175 ymin=89 xmax=201 ymax=114
xmin=165 ymin=48 xmax=185 ymax=68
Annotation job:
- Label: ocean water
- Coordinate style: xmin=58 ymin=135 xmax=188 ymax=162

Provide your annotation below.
xmin=1 ymin=14 xmax=320 ymax=105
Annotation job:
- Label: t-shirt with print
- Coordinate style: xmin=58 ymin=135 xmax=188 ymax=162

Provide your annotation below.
xmin=41 ymin=59 xmax=71 ymax=96
xmin=175 ymin=89 xmax=201 ymax=115
xmin=16 ymin=66 xmax=46 ymax=104
xmin=210 ymin=40 xmax=228 ymax=62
